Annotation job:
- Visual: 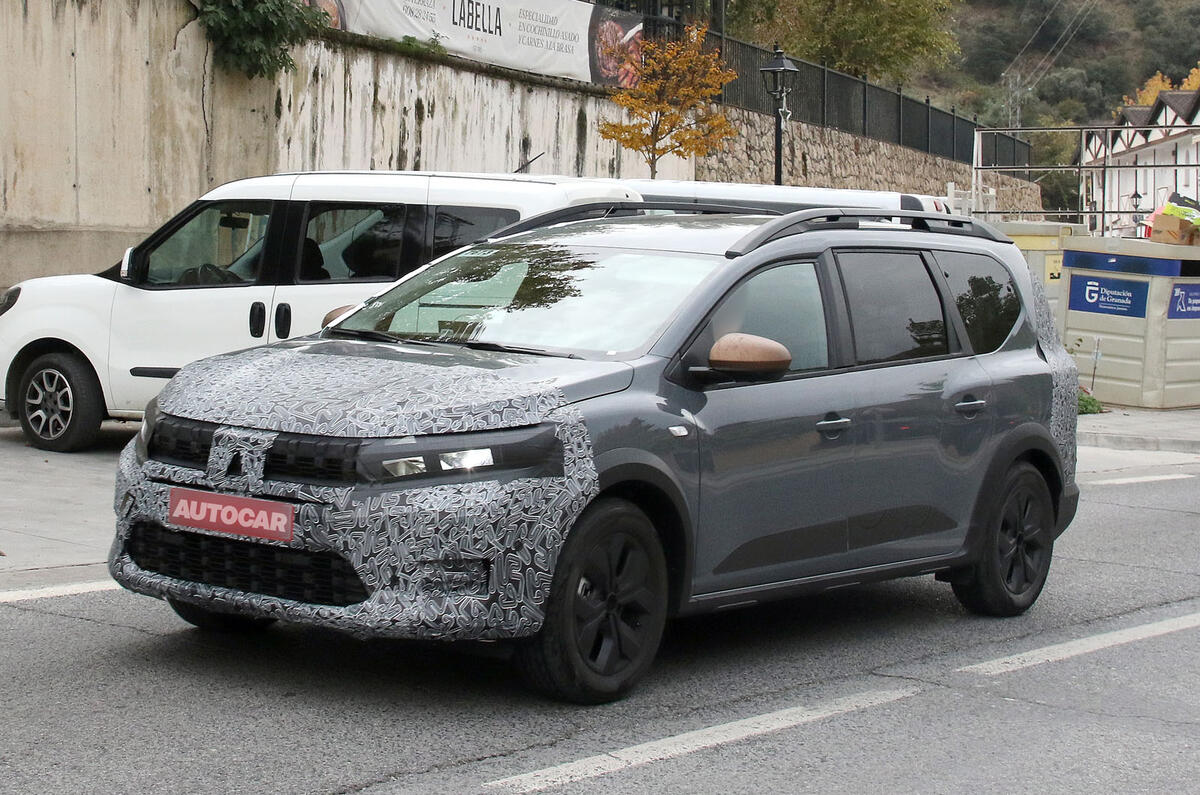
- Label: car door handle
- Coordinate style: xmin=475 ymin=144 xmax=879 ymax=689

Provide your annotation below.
xmin=249 ymin=302 xmax=266 ymax=338
xmin=954 ymin=398 xmax=988 ymax=414
xmin=275 ymin=302 xmax=292 ymax=339
xmin=815 ymin=417 xmax=852 ymax=432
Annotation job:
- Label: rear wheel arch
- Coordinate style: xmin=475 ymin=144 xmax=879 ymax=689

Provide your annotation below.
xmin=6 ymin=338 xmax=107 ymax=419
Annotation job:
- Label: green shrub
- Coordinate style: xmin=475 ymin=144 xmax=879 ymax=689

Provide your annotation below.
xmin=1078 ymin=392 xmax=1103 ymax=415
xmin=197 ymin=0 xmax=329 ymax=79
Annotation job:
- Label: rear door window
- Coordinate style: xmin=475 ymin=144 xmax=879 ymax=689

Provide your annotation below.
xmin=934 ymin=251 xmax=1022 ymax=354
xmin=837 ymin=251 xmax=949 ymax=365
xmin=301 ymin=203 xmax=423 ymax=282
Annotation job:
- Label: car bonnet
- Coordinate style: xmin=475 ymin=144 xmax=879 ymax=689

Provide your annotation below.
xmin=154 ymin=339 xmax=632 ymax=437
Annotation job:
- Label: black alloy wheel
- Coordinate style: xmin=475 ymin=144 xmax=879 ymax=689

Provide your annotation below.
xmin=515 ymin=498 xmax=668 ymax=703
xmin=952 ymin=462 xmax=1055 ymax=617
xmin=17 ymin=352 xmax=104 ymax=452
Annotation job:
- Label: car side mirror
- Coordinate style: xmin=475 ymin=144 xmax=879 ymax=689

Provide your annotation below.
xmin=322 ymin=305 xmax=357 ymax=328
xmin=706 ymin=332 xmax=791 ymax=379
xmin=119 ymin=247 xmax=135 ymax=280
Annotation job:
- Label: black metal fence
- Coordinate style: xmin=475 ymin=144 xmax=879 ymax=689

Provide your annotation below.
xmin=713 ymin=35 xmax=1029 ymax=168
xmin=597 ymin=3 xmax=1030 ymax=169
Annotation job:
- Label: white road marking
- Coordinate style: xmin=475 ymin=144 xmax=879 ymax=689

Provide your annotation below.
xmin=1087 ymin=473 xmax=1194 ymax=486
xmin=0 ymin=580 xmax=121 ymax=603
xmin=482 ymin=687 xmax=919 ymax=793
xmin=958 ymin=611 xmax=1200 ymax=676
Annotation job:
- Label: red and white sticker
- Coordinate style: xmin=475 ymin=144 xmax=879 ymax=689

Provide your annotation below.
xmin=168 ymin=487 xmax=295 ymax=543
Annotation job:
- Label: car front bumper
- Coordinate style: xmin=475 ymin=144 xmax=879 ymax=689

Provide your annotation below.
xmin=108 ymin=416 xmax=598 ymax=640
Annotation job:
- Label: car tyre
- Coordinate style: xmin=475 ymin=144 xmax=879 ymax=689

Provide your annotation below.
xmin=952 ymin=462 xmax=1055 ymax=617
xmin=168 ymin=597 xmax=277 ymax=632
xmin=17 ymin=352 xmax=104 ymax=452
xmin=514 ymin=498 xmax=668 ymax=704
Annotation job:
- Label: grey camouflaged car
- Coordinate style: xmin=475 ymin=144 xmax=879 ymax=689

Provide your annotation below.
xmin=110 ymin=208 xmax=1079 ymax=703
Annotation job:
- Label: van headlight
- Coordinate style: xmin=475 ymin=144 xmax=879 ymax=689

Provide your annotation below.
xmin=357 ymin=425 xmax=561 ymax=484
xmin=0 ymin=286 xmax=20 ymax=318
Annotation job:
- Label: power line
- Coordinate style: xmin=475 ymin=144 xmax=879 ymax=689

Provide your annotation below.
xmin=1025 ymin=0 xmax=1099 ymax=92
xmin=1001 ymin=0 xmax=1068 ymax=81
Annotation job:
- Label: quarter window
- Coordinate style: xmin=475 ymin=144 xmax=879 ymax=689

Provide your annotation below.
xmin=709 ymin=263 xmax=829 ymax=372
xmin=432 ymin=206 xmax=520 ymax=259
xmin=838 ymin=251 xmax=948 ymax=364
xmin=936 ymin=251 xmax=1021 ymax=354
xmin=145 ymin=202 xmax=272 ymax=286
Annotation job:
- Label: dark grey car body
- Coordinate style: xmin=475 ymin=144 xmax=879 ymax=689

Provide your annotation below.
xmin=110 ymin=213 xmax=1078 ymax=641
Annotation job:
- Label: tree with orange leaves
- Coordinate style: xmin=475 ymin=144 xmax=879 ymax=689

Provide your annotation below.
xmin=598 ymin=24 xmax=737 ymax=179
xmin=1122 ymin=72 xmax=1176 ymax=108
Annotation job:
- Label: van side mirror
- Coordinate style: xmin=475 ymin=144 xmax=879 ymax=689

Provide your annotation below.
xmin=706 ymin=332 xmax=791 ymax=378
xmin=119 ymin=247 xmax=135 ymax=280
xmin=322 ymin=305 xmax=357 ymax=328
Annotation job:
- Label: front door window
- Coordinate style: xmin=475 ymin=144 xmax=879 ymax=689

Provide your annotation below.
xmin=145 ymin=202 xmax=273 ymax=286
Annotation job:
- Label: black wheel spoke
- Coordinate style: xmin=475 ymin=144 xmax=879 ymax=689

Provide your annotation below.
xmin=576 ymin=611 xmax=605 ymax=662
xmin=620 ymin=585 xmax=658 ymax=615
xmin=616 ymin=547 xmax=648 ymax=597
xmin=615 ymin=615 xmax=642 ymax=661
xmin=593 ymin=618 xmax=619 ymax=674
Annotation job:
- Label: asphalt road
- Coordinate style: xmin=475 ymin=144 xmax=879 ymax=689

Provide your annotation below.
xmin=1 ymin=433 xmax=1198 ymax=794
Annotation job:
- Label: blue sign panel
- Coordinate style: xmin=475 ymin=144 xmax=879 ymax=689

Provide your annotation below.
xmin=1068 ymin=275 xmax=1149 ymax=318
xmin=1063 ymin=249 xmax=1183 ymax=277
xmin=1169 ymin=283 xmax=1200 ymax=319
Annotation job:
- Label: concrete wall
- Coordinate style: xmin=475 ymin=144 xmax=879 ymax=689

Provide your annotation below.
xmin=1 ymin=0 xmax=1042 ymax=288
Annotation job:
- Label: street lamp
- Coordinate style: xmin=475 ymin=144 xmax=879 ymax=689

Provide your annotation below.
xmin=1131 ymin=190 xmax=1142 ymax=212
xmin=760 ymin=44 xmax=799 ymax=186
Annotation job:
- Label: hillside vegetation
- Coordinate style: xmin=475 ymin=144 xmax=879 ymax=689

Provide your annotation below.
xmin=925 ymin=0 xmax=1200 ymax=126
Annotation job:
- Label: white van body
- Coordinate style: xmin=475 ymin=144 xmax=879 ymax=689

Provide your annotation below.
xmin=0 ymin=172 xmax=640 ymax=448
xmin=616 ymin=179 xmax=950 ymax=214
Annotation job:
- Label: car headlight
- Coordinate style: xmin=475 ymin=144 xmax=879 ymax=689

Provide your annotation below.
xmin=135 ymin=397 xmax=159 ymax=460
xmin=357 ymin=424 xmax=562 ymax=484
xmin=0 ymin=286 xmax=20 ymax=318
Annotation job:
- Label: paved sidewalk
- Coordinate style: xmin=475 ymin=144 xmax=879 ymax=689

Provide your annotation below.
xmin=1078 ymin=405 xmax=1200 ymax=454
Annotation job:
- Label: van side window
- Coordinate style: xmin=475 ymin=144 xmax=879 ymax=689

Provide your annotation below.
xmin=303 ymin=204 xmax=419 ymax=282
xmin=935 ymin=251 xmax=1022 ymax=354
xmin=432 ymin=206 xmax=520 ymax=259
xmin=709 ymin=263 xmax=829 ymax=372
xmin=145 ymin=202 xmax=272 ymax=286
xmin=838 ymin=251 xmax=948 ymax=364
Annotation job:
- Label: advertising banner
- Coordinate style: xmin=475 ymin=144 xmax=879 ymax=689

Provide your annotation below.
xmin=309 ymin=0 xmax=644 ymax=86
xmin=1067 ymin=274 xmax=1149 ymax=318
xmin=1168 ymin=283 xmax=1200 ymax=319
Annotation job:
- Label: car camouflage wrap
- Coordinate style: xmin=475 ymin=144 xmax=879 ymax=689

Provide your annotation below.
xmin=1028 ymin=271 xmax=1079 ymax=484
xmin=109 ymin=344 xmax=601 ymax=640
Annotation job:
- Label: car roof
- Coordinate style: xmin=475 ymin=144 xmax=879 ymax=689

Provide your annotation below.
xmin=496 ymin=213 xmax=776 ymax=254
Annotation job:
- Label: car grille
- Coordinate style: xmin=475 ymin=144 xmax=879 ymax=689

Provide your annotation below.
xmin=148 ymin=415 xmax=361 ymax=485
xmin=264 ymin=436 xmax=360 ymax=484
xmin=127 ymin=522 xmax=369 ymax=607
xmin=148 ymin=415 xmax=216 ymax=469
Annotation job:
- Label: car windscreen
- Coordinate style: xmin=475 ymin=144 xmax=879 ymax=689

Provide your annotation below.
xmin=336 ymin=243 xmax=722 ymax=357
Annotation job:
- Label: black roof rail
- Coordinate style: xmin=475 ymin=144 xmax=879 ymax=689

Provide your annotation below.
xmin=724 ymin=208 xmax=1012 ymax=259
xmin=481 ymin=201 xmax=781 ymax=243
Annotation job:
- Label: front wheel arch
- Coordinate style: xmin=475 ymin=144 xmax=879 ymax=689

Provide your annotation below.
xmin=6 ymin=338 xmax=106 ymax=420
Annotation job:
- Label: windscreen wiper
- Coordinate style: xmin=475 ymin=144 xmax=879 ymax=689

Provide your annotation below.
xmin=326 ymin=327 xmax=444 ymax=347
xmin=447 ymin=340 xmax=582 ymax=359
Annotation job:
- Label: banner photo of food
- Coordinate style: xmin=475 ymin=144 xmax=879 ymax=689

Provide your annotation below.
xmin=308 ymin=0 xmax=643 ymax=86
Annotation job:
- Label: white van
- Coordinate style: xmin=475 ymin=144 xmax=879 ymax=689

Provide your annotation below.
xmin=0 ymin=171 xmax=641 ymax=450
xmin=617 ymin=178 xmax=950 ymax=214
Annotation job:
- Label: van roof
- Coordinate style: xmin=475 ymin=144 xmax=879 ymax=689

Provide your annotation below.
xmin=199 ymin=171 xmax=642 ymax=205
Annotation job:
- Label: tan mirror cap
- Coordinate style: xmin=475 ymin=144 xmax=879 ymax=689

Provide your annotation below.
xmin=322 ymin=305 xmax=357 ymax=328
xmin=709 ymin=332 xmax=791 ymax=373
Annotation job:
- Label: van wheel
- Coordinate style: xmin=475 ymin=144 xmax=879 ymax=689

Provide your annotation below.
xmin=514 ymin=498 xmax=668 ymax=704
xmin=168 ymin=598 xmax=276 ymax=632
xmin=953 ymin=462 xmax=1055 ymax=617
xmin=17 ymin=352 xmax=104 ymax=452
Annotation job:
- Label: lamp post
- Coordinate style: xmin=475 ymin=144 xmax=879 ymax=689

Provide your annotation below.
xmin=1131 ymin=190 xmax=1143 ymax=234
xmin=760 ymin=45 xmax=799 ymax=186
